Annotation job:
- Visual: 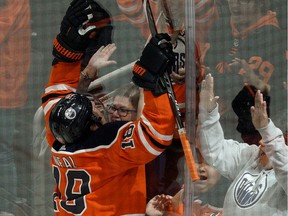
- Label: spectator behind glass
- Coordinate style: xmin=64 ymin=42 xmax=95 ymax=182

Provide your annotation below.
xmin=143 ymin=0 xmax=223 ymax=202
xmin=107 ymin=83 xmax=141 ymax=122
xmin=0 ymin=0 xmax=31 ymax=214
xmin=198 ymin=74 xmax=287 ymax=215
xmin=202 ymin=0 xmax=287 ymax=144
xmin=145 ymin=149 xmax=231 ymax=216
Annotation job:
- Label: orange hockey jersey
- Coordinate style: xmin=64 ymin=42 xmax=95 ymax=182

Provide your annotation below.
xmin=42 ymin=60 xmax=176 ymax=215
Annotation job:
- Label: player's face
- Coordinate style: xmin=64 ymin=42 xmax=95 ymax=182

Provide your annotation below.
xmin=89 ymin=100 xmax=107 ymax=131
xmin=228 ymin=0 xmax=262 ymax=29
xmin=194 ymin=163 xmax=221 ymax=194
xmin=108 ymin=96 xmax=137 ymax=122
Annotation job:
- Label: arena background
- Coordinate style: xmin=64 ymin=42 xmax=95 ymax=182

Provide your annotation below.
xmin=2 ymin=0 xmax=287 ymax=215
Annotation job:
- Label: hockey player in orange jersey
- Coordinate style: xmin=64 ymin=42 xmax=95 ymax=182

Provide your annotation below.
xmin=41 ymin=0 xmax=176 ymax=215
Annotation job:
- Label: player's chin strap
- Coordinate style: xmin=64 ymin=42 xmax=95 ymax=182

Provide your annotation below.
xmin=144 ymin=0 xmax=199 ymax=181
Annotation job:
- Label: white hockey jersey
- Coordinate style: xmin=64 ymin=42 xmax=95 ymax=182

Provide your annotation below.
xmin=198 ymin=105 xmax=287 ymax=216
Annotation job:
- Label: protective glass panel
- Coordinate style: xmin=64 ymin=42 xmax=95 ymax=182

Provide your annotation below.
xmin=0 ymin=0 xmax=286 ymax=215
xmin=190 ymin=0 xmax=287 ymax=215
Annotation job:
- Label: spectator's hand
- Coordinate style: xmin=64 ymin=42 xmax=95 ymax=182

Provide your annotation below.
xmin=171 ymin=68 xmax=185 ymax=84
xmin=146 ymin=194 xmax=173 ymax=216
xmin=283 ymin=81 xmax=288 ymax=90
xmin=82 ymin=43 xmax=117 ymax=81
xmin=77 ymin=44 xmax=117 ymax=94
xmin=251 ymin=90 xmax=269 ymax=129
xmin=199 ymin=74 xmax=219 ymax=113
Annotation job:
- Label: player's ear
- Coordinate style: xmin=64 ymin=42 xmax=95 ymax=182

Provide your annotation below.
xmin=90 ymin=123 xmax=99 ymax=131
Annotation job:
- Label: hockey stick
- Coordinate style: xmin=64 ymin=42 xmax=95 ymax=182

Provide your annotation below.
xmin=88 ymin=61 xmax=136 ymax=92
xmin=144 ymin=0 xmax=199 ymax=181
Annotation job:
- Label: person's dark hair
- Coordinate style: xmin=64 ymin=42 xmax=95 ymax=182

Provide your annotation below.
xmin=49 ymin=93 xmax=93 ymax=144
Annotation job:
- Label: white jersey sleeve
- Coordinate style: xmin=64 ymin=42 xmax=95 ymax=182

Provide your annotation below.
xmin=258 ymin=120 xmax=288 ymax=195
xmin=198 ymin=104 xmax=259 ymax=180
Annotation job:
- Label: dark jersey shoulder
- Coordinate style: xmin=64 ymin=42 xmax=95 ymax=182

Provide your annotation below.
xmin=53 ymin=121 xmax=129 ymax=152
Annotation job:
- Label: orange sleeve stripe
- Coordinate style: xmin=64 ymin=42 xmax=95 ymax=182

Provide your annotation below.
xmin=54 ymin=38 xmax=83 ymax=61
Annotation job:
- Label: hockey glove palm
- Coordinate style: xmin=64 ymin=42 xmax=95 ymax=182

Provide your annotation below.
xmin=82 ymin=2 xmax=113 ymax=69
xmin=53 ymin=0 xmax=111 ymax=62
xmin=132 ymin=33 xmax=175 ymax=95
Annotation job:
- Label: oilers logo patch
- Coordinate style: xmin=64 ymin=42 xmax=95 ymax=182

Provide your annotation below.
xmin=65 ymin=108 xmax=77 ymax=120
xmin=234 ymin=171 xmax=268 ymax=208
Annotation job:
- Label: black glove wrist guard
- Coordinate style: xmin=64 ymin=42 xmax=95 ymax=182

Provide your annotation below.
xmin=132 ymin=61 xmax=157 ymax=89
xmin=132 ymin=60 xmax=168 ymax=96
xmin=132 ymin=33 xmax=174 ymax=95
xmin=53 ymin=35 xmax=84 ymax=62
xmin=140 ymin=42 xmax=170 ymax=76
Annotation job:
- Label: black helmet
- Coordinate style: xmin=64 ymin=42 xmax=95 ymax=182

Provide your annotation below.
xmin=49 ymin=93 xmax=93 ymax=144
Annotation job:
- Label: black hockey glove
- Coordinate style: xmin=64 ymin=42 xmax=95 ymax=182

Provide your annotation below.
xmin=81 ymin=2 xmax=113 ymax=69
xmin=53 ymin=0 xmax=111 ymax=63
xmin=132 ymin=33 xmax=175 ymax=96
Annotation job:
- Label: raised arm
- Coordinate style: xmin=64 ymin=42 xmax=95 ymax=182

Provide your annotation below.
xmin=198 ymin=73 xmax=219 ymax=113
xmin=198 ymin=74 xmax=258 ymax=179
xmin=106 ymin=33 xmax=176 ymax=166
xmin=42 ymin=0 xmax=115 ymax=147
xmin=77 ymin=44 xmax=117 ymax=94
xmin=252 ymin=90 xmax=288 ymax=194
